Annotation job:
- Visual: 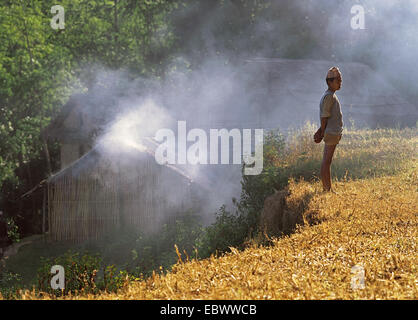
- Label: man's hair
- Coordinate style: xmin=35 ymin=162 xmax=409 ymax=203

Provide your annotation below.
xmin=326 ymin=66 xmax=341 ymax=86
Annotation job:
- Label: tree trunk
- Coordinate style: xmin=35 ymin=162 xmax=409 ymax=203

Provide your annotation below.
xmin=43 ymin=138 xmax=52 ymax=176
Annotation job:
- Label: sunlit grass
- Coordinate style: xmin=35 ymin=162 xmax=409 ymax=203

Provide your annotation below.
xmin=9 ymin=124 xmax=417 ymax=300
xmin=35 ymin=161 xmax=414 ymax=300
xmin=283 ymin=121 xmax=417 ymax=182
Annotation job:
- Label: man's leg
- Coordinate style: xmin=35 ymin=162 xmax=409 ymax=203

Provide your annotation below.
xmin=321 ymin=144 xmax=337 ymax=191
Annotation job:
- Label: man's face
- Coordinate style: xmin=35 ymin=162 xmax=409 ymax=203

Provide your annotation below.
xmin=330 ymin=73 xmax=342 ymax=91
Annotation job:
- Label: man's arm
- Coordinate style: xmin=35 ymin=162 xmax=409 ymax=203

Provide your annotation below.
xmin=320 ymin=117 xmax=328 ymax=137
xmin=319 ymin=94 xmax=334 ymax=136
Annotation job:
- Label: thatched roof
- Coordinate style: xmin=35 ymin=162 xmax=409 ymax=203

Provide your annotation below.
xmin=47 ymin=138 xmax=194 ymax=187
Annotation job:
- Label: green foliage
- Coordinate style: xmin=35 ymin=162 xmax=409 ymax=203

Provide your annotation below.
xmin=6 ymin=217 xmax=20 ymax=243
xmin=195 ymin=129 xmax=287 ymax=258
xmin=128 ymin=211 xmax=204 ymax=276
xmin=0 ymin=211 xmax=205 ymax=298
xmin=36 ymin=250 xmax=132 ymax=297
xmin=241 ymin=129 xmax=288 ymax=213
xmin=0 ymin=0 xmax=179 ymax=237
xmin=195 ymin=205 xmax=252 ymax=258
xmin=0 ymin=270 xmax=23 ymax=299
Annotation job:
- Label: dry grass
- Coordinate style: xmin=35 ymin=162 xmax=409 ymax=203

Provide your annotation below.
xmin=16 ymin=160 xmax=417 ymax=300
xmin=8 ymin=125 xmax=417 ymax=300
xmin=285 ymin=122 xmax=417 ymax=180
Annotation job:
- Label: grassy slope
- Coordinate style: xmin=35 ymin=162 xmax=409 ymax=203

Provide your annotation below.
xmin=57 ymin=161 xmax=414 ymax=300
xmin=11 ymin=125 xmax=418 ymax=299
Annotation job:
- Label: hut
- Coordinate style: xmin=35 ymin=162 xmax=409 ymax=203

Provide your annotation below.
xmin=41 ymin=91 xmax=207 ymax=242
xmin=46 ymin=139 xmax=204 ymax=242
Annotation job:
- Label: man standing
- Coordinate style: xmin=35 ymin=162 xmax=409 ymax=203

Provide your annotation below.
xmin=315 ymin=67 xmax=344 ymax=192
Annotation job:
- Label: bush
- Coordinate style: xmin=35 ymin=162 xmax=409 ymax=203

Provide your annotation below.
xmin=6 ymin=217 xmax=20 ymax=243
xmin=129 ymin=210 xmax=205 ymax=276
xmin=36 ymin=251 xmax=132 ymax=297
xmin=195 ymin=129 xmax=288 ymax=258
xmin=0 ymin=270 xmax=23 ymax=299
xmin=195 ymin=205 xmax=254 ymax=258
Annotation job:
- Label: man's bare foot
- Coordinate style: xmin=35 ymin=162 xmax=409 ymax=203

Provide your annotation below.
xmin=321 ymin=188 xmax=339 ymax=195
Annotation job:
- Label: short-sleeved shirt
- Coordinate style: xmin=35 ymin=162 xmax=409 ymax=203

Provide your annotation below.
xmin=319 ymin=89 xmax=343 ymax=135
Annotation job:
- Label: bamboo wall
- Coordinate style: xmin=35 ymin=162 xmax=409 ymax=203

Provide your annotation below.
xmin=47 ymin=155 xmax=194 ymax=242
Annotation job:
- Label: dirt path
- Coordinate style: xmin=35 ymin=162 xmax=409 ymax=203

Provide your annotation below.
xmin=1 ymin=234 xmax=44 ymax=267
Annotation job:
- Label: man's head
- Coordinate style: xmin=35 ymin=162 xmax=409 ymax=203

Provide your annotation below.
xmin=326 ymin=67 xmax=342 ymax=91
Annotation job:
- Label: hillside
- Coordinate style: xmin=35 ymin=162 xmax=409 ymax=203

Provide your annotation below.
xmin=18 ymin=158 xmax=417 ymax=300
xmin=2 ymin=0 xmax=418 ymax=303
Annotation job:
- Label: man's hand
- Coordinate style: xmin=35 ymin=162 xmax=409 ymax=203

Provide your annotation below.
xmin=314 ymin=127 xmax=323 ymax=143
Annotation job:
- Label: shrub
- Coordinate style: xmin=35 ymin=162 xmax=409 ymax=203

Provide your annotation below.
xmin=195 ymin=204 xmax=254 ymax=258
xmin=0 ymin=270 xmax=23 ymax=299
xmin=6 ymin=217 xmax=20 ymax=243
xmin=129 ymin=210 xmax=205 ymax=276
xmin=195 ymin=129 xmax=288 ymax=258
xmin=36 ymin=251 xmax=132 ymax=297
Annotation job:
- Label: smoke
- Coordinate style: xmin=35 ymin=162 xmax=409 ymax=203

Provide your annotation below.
xmin=68 ymin=0 xmax=417 ymax=227
xmin=273 ymin=0 xmax=418 ymax=103
xmin=172 ymin=0 xmax=418 ymax=102
xmin=86 ymin=63 xmax=258 ymax=224
xmin=99 ymin=98 xmax=174 ymax=156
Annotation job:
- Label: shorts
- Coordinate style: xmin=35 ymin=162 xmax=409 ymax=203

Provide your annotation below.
xmin=323 ymin=133 xmax=342 ymax=145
